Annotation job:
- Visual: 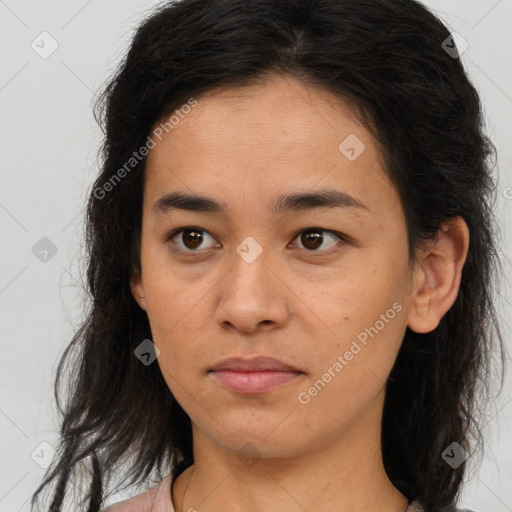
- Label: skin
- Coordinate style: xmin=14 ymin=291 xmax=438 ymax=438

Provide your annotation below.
xmin=131 ymin=74 xmax=470 ymax=512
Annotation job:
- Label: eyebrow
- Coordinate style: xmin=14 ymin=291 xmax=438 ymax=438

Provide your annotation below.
xmin=152 ymin=188 xmax=370 ymax=216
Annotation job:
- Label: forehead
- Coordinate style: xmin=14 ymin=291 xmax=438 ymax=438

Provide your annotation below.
xmin=143 ymin=75 xmax=398 ymax=221
xmin=151 ymin=75 xmax=367 ymax=153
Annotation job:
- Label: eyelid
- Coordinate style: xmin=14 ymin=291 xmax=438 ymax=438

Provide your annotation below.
xmin=166 ymin=226 xmax=348 ymax=254
xmin=166 ymin=226 xmax=220 ymax=252
xmin=288 ymin=227 xmax=348 ymax=255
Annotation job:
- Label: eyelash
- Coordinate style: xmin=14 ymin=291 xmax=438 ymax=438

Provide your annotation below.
xmin=165 ymin=225 xmax=348 ymax=256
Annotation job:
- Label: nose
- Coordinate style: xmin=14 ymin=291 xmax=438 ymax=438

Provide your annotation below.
xmin=215 ymin=242 xmax=290 ymax=334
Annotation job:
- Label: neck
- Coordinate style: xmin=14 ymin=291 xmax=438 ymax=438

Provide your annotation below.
xmin=172 ymin=390 xmax=408 ymax=512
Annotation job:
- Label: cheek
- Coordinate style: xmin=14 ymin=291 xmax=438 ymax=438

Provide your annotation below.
xmin=139 ymin=248 xmax=215 ymax=375
xmin=141 ymin=241 xmax=209 ymax=326
xmin=295 ymin=303 xmax=407 ymax=434
xmin=304 ymin=261 xmax=408 ymax=384
xmin=311 ymin=259 xmax=407 ymax=335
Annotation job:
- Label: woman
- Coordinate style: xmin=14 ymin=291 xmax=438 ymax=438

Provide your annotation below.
xmin=31 ymin=0 xmax=506 ymax=511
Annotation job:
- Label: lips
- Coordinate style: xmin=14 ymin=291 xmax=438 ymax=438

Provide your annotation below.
xmin=209 ymin=355 xmax=302 ymax=373
xmin=208 ymin=356 xmax=305 ymax=394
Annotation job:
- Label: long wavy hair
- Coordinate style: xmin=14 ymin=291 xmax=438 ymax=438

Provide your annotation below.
xmin=31 ymin=1 xmax=507 ymax=511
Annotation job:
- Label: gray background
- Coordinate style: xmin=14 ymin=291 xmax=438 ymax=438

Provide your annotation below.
xmin=0 ymin=1 xmax=511 ymax=511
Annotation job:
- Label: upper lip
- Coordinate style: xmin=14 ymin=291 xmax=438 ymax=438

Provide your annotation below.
xmin=209 ymin=356 xmax=302 ymax=373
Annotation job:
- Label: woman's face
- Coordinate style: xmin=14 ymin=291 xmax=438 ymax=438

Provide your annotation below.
xmin=131 ymin=74 xmax=419 ymax=459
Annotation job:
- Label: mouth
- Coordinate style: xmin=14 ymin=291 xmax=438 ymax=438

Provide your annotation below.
xmin=208 ymin=355 xmax=305 ymax=394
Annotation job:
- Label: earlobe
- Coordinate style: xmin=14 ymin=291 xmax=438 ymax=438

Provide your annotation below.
xmin=407 ymin=217 xmax=470 ymax=334
xmin=130 ymin=272 xmax=147 ymax=312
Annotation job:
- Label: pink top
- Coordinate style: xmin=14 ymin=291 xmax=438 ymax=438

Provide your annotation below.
xmin=102 ymin=474 xmax=474 ymax=512
xmin=103 ymin=474 xmax=174 ymax=512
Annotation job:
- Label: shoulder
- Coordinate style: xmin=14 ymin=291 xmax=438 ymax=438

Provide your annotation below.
xmin=101 ymin=474 xmax=174 ymax=512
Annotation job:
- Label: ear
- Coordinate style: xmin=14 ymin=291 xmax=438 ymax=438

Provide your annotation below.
xmin=130 ymin=268 xmax=147 ymax=312
xmin=407 ymin=216 xmax=470 ymax=334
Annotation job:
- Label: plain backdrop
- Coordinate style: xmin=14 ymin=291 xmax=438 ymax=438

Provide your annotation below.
xmin=0 ymin=1 xmax=511 ymax=511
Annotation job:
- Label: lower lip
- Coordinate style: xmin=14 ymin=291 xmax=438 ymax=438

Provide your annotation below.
xmin=210 ymin=370 xmax=303 ymax=394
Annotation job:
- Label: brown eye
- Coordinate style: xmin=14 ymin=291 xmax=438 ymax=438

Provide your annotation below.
xmin=168 ymin=227 xmax=219 ymax=252
xmin=292 ymin=228 xmax=344 ymax=253
xmin=181 ymin=228 xmax=204 ymax=249
xmin=300 ymin=230 xmax=323 ymax=250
